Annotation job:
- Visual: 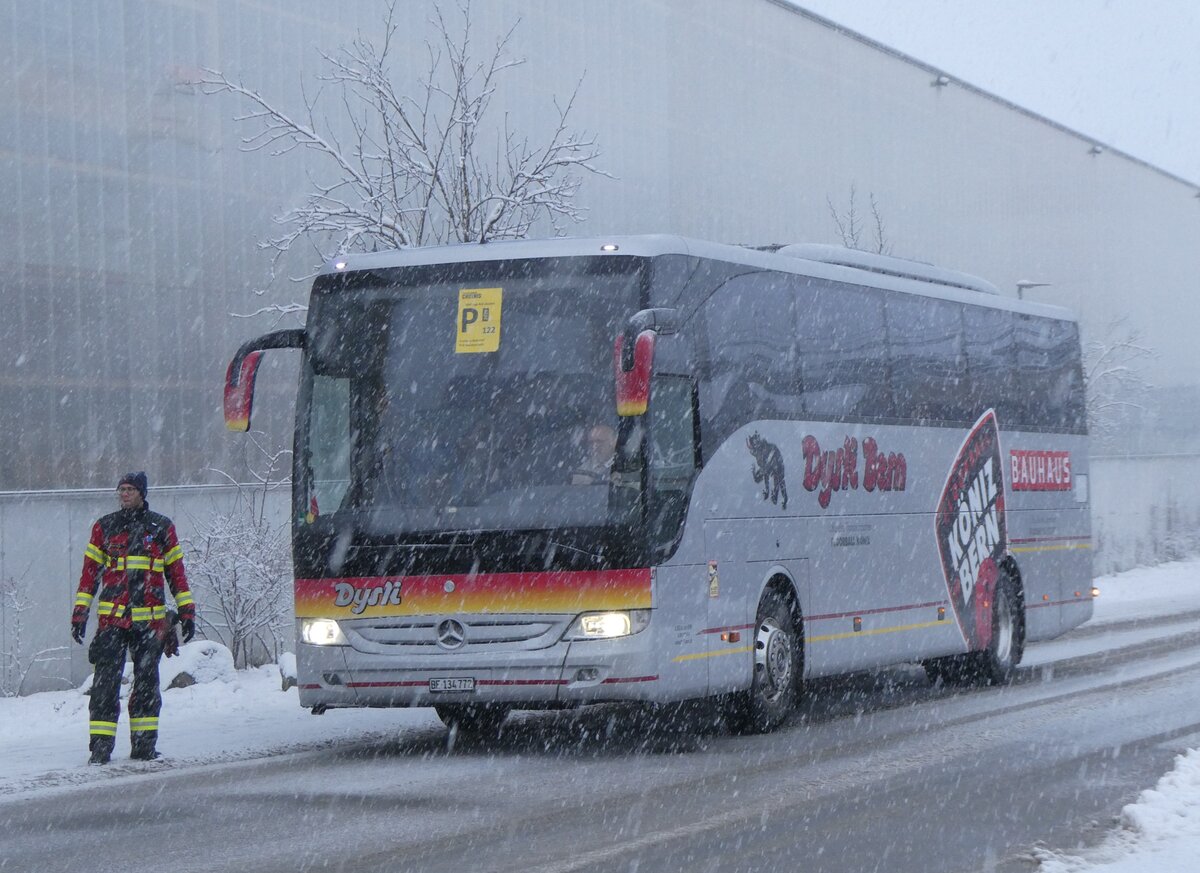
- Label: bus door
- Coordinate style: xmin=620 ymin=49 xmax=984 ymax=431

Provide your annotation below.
xmin=643 ymin=373 xmax=710 ymax=696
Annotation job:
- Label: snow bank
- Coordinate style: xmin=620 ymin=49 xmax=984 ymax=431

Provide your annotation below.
xmin=160 ymin=640 xmax=237 ymax=688
xmin=1037 ymin=749 xmax=1200 ymax=872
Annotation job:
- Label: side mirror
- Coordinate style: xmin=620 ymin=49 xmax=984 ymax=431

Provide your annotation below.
xmin=614 ymin=331 xmax=656 ymax=417
xmin=224 ymin=351 xmax=264 ymax=432
xmin=223 ymin=329 xmax=306 ymax=432
xmin=613 ymin=308 xmax=678 ymax=417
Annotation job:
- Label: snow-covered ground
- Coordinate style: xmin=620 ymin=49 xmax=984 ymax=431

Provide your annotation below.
xmin=1034 ymin=745 xmax=1200 ymax=872
xmin=2 ymin=559 xmax=1200 ymax=872
xmin=1028 ymin=559 xmax=1200 ymax=872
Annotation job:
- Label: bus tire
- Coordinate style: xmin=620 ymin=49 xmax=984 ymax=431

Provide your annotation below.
xmin=726 ymin=587 xmax=801 ymax=734
xmin=973 ymin=569 xmax=1024 ymax=684
xmin=435 ymin=703 xmax=510 ymax=735
xmin=925 ymin=572 xmax=1023 ymax=687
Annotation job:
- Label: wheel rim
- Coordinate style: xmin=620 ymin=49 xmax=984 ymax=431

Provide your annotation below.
xmin=993 ymin=590 xmax=1014 ymax=666
xmin=755 ymin=617 xmax=794 ymax=703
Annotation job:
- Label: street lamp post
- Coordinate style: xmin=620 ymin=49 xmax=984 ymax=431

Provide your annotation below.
xmin=1016 ymin=280 xmax=1051 ymax=300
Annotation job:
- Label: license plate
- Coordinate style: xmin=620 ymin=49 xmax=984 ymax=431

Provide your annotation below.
xmin=429 ymin=677 xmax=475 ymax=693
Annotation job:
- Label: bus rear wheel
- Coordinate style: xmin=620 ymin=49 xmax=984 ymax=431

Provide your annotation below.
xmin=435 ymin=703 xmax=510 ymax=736
xmin=973 ymin=570 xmax=1023 ymax=684
xmin=726 ymin=588 xmax=801 ymax=734
xmin=925 ymin=571 xmax=1024 ymax=687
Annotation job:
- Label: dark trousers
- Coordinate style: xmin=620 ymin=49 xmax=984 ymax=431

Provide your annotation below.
xmin=88 ymin=625 xmax=163 ymax=754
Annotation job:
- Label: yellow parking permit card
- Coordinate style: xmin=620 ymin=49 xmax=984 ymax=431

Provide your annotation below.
xmin=456 ymin=287 xmax=503 ymax=353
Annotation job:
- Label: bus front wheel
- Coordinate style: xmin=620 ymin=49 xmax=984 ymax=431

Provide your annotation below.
xmin=726 ymin=588 xmax=801 ymax=734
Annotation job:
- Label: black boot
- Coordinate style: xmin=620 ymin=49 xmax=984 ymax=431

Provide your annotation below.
xmin=130 ymin=733 xmax=160 ymax=761
xmin=88 ymin=736 xmax=114 ymax=765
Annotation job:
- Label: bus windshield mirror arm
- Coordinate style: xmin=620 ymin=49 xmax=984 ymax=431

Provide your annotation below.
xmin=621 ymin=309 xmax=679 ymax=370
xmin=625 ymin=308 xmax=679 ymax=335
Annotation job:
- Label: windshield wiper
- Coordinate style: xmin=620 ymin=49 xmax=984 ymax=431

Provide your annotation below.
xmin=546 ymin=539 xmax=605 ymax=564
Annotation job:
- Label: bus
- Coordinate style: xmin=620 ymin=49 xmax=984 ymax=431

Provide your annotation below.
xmin=224 ymin=235 xmax=1092 ymax=734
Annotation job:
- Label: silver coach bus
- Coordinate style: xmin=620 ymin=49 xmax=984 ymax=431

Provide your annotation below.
xmin=224 ymin=235 xmax=1092 ymax=734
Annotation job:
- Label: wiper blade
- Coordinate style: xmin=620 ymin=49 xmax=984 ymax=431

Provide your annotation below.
xmin=546 ymin=539 xmax=605 ymax=562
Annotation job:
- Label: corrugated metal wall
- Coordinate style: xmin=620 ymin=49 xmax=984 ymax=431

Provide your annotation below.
xmin=3 ymin=0 xmax=1197 ymax=490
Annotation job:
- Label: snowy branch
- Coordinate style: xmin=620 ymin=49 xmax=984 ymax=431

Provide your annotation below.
xmin=1084 ymin=316 xmax=1156 ymax=447
xmin=827 ymin=184 xmax=892 ymax=254
xmin=198 ymin=0 xmax=608 ymax=312
xmin=1 ymin=567 xmax=71 ymax=696
xmin=185 ymin=435 xmax=293 ymax=668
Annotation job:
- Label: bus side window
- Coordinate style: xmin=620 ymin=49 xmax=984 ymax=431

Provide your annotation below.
xmin=886 ymin=295 xmax=968 ymax=424
xmin=308 ymin=373 xmax=352 ymax=513
xmin=650 ymin=376 xmax=699 ymax=478
xmin=1015 ymin=315 xmax=1081 ymax=430
xmin=701 ymin=275 xmax=800 ymax=441
xmin=963 ymin=305 xmax=1017 ymax=425
xmin=648 ymin=375 xmax=699 ymax=553
xmin=796 ymin=283 xmax=890 ymax=420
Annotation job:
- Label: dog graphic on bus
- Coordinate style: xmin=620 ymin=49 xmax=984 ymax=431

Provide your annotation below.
xmin=747 ymin=431 xmax=788 ymax=510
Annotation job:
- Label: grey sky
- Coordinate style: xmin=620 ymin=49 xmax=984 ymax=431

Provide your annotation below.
xmin=796 ymin=0 xmax=1200 ymax=185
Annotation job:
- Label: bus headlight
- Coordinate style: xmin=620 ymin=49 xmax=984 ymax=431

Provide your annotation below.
xmin=301 ymin=618 xmax=348 ymax=646
xmin=565 ymin=609 xmax=650 ymax=640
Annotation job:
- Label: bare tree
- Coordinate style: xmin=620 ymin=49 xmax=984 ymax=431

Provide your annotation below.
xmin=1 ymin=568 xmax=71 ymax=696
xmin=200 ymin=0 xmax=608 ymax=316
xmin=1084 ymin=316 xmax=1155 ymax=448
xmin=827 ymin=184 xmax=892 ymax=254
xmin=184 ymin=437 xmax=293 ymax=668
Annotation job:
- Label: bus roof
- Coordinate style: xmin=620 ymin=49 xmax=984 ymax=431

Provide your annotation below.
xmin=317 ymin=235 xmax=1078 ymax=322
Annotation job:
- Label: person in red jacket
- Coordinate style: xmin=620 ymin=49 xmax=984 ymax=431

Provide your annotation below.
xmin=71 ymin=472 xmax=197 ymax=764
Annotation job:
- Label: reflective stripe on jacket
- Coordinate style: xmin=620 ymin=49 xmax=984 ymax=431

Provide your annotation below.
xmin=73 ymin=506 xmax=195 ymax=631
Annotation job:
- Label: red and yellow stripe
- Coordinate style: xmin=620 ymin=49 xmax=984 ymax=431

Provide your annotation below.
xmin=295 ymin=568 xmax=652 ymax=618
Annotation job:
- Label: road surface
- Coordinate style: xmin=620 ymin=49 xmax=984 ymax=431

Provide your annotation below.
xmin=4 ymin=612 xmax=1200 ymax=873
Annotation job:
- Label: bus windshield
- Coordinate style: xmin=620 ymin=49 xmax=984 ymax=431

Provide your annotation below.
xmin=300 ymin=257 xmax=643 ymax=535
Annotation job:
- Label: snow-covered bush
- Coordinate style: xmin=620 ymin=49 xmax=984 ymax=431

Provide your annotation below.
xmin=278 ymin=652 xmax=297 ymax=692
xmin=185 ymin=450 xmax=293 ymax=669
xmin=161 ymin=640 xmax=237 ymax=689
xmin=1 ymin=571 xmax=70 ymax=696
xmin=74 ymin=640 xmax=237 ymax=695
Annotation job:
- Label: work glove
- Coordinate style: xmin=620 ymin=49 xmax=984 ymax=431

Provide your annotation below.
xmin=160 ymin=609 xmax=180 ymax=657
xmin=71 ymin=619 xmax=87 ymax=644
xmin=180 ymin=618 xmax=196 ymax=643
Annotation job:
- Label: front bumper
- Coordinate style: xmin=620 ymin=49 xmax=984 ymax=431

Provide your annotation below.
xmin=296 ymin=619 xmax=662 ymax=710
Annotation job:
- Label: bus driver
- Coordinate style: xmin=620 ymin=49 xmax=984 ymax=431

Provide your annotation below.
xmin=571 ymin=423 xmax=617 ymax=485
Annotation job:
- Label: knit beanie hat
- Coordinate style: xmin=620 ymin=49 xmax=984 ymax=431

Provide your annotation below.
xmin=118 ymin=471 xmax=148 ymax=501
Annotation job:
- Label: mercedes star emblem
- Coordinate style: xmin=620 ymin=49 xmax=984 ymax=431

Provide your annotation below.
xmin=436 ymin=618 xmax=467 ymax=650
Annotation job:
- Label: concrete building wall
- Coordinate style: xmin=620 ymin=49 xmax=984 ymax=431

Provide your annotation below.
xmin=0 ymin=484 xmax=291 ymax=694
xmin=1090 ymin=455 xmax=1200 ymax=576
